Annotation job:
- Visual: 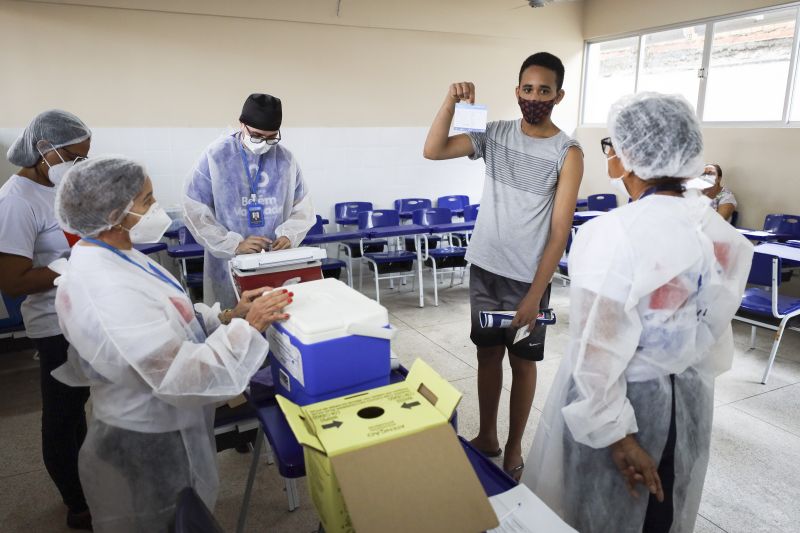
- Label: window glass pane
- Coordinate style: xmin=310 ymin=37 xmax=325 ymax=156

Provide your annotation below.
xmin=637 ymin=25 xmax=706 ymax=110
xmin=582 ymin=37 xmax=639 ymax=124
xmin=704 ymin=8 xmax=796 ymax=121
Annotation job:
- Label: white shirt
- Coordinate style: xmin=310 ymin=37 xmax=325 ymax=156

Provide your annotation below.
xmin=0 ymin=175 xmax=69 ymax=338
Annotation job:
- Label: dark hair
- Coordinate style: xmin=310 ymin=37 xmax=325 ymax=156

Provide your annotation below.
xmin=518 ymin=52 xmax=565 ymax=91
xmin=712 ymin=164 xmax=723 ymax=179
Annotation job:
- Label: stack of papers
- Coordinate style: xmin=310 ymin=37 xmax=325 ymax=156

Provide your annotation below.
xmin=487 ymin=484 xmax=576 ymax=533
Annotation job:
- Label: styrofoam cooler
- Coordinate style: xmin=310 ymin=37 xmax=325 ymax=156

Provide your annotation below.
xmin=230 ymin=247 xmax=327 ymax=294
xmin=267 ymin=278 xmax=394 ymax=405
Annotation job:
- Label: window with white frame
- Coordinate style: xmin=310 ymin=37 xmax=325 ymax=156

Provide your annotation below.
xmin=581 ymin=4 xmax=800 ymax=125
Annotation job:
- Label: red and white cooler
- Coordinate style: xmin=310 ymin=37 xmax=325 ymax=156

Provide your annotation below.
xmin=229 ymin=247 xmax=327 ymax=296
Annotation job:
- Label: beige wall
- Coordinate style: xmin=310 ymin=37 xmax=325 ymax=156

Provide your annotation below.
xmin=577 ymin=0 xmax=800 ymax=230
xmin=0 ymin=0 xmax=585 ymax=128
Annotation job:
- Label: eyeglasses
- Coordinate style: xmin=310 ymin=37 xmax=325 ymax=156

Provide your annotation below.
xmin=600 ymin=137 xmax=613 ymax=156
xmin=244 ymin=125 xmax=281 ymax=145
xmin=58 ymin=147 xmax=88 ymax=163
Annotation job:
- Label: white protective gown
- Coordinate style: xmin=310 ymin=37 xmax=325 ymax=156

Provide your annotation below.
xmin=523 ymin=192 xmax=753 ymax=533
xmin=183 ymin=132 xmax=315 ymax=309
xmin=53 ymin=243 xmax=269 ymax=533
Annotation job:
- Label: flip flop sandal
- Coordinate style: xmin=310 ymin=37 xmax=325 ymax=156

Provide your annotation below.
xmin=504 ymin=461 xmax=524 ymax=482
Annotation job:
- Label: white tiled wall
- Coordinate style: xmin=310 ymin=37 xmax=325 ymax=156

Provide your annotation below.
xmin=0 ymin=127 xmax=485 ymax=221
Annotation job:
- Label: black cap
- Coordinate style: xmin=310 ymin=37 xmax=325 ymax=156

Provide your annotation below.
xmin=239 ymin=93 xmax=282 ymax=131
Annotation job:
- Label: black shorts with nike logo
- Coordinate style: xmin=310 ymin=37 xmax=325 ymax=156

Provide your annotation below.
xmin=469 ymin=264 xmax=551 ymax=361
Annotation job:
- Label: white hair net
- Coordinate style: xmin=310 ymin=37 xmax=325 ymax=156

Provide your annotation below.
xmin=7 ymin=109 xmax=91 ymax=167
xmin=56 ymin=156 xmax=146 ymax=237
xmin=608 ymin=92 xmax=704 ymax=180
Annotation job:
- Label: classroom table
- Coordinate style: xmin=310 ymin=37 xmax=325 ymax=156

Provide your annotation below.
xmin=300 ymin=229 xmax=366 ymax=246
xmin=166 ymin=242 xmax=204 ymax=258
xmin=737 ymin=228 xmax=794 ymax=242
xmin=429 ymin=221 xmax=476 ymax=234
xmin=133 ymin=242 xmax=168 ymax=255
xmin=236 ymin=366 xmax=515 ymax=532
xmin=754 ymin=242 xmax=800 ymax=262
xmin=572 ymin=210 xmax=606 ymax=224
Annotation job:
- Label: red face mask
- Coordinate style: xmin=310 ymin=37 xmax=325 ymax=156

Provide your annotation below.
xmin=518 ymin=97 xmax=557 ymax=125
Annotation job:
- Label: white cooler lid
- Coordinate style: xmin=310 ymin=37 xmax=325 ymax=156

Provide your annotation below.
xmin=231 ymin=247 xmax=327 ymax=271
xmin=276 ymin=278 xmax=389 ymax=344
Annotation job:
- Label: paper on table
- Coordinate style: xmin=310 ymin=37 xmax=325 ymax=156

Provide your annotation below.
xmin=453 ymin=103 xmax=488 ymax=132
xmin=487 ymin=484 xmax=577 ymax=533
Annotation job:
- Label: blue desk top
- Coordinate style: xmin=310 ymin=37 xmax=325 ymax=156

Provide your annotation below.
xmin=755 ymin=242 xmax=800 ymax=262
xmin=429 ymin=221 xmax=476 ymax=233
xmin=576 ymin=198 xmax=588 ymax=208
xmin=737 ymin=228 xmax=794 ymax=242
xmin=133 ymin=242 xmax=168 ymax=255
xmin=301 ymin=230 xmax=366 ymax=245
xmin=366 ymin=224 xmax=430 ymax=239
xmin=166 ymin=243 xmax=204 ymax=258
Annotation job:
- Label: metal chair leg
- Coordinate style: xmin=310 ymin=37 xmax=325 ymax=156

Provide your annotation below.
xmin=286 ymin=477 xmax=300 ymax=511
xmin=236 ymin=428 xmax=264 ymax=533
xmin=374 ymin=268 xmax=381 ymax=304
xmin=761 ymin=318 xmax=788 ymax=384
xmin=432 ymin=260 xmax=439 ymax=307
xmin=750 ymin=326 xmax=757 ymax=349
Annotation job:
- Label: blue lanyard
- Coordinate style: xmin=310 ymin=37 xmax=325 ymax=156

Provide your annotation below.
xmin=238 ymin=140 xmax=266 ymax=198
xmin=82 ymin=237 xmax=186 ymax=294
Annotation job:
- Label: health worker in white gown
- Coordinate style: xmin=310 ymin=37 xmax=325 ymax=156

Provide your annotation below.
xmin=52 ymin=156 xmax=293 ymax=533
xmin=523 ymin=93 xmax=753 ymax=533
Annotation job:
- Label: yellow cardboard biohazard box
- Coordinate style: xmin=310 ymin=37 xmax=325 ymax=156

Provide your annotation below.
xmin=276 ymin=359 xmax=499 ymax=533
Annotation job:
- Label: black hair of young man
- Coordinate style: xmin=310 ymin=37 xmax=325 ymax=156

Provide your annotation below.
xmin=519 ymin=52 xmax=565 ymax=90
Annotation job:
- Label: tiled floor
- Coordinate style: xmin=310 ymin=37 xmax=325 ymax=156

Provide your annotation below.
xmin=1 ymin=280 xmax=799 ymax=532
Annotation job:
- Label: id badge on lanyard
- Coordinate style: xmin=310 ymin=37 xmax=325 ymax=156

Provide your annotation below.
xmin=240 ymin=143 xmax=267 ymax=228
xmin=248 ymin=194 xmax=265 ymax=228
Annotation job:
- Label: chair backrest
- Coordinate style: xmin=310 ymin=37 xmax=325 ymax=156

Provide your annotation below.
xmin=172 ymin=487 xmax=224 ymax=533
xmin=0 ymin=291 xmax=25 ymax=329
xmin=178 ymin=227 xmax=197 ymax=245
xmin=587 ymin=194 xmax=618 ymax=212
xmin=463 ymin=204 xmax=480 ymax=222
xmin=335 ymin=202 xmax=373 ymax=219
xmin=436 ymin=195 xmax=469 ymax=211
xmin=412 ymin=207 xmax=453 ymax=226
xmin=747 ymin=252 xmax=782 ymax=287
xmin=307 ymin=215 xmax=326 ymax=236
xmin=358 ymin=209 xmax=401 ymax=229
xmin=776 ymin=215 xmax=800 ymax=238
xmin=763 ymin=214 xmax=783 ymax=233
xmin=730 ymin=210 xmax=739 ymax=226
xmin=394 ymin=198 xmax=432 ymax=214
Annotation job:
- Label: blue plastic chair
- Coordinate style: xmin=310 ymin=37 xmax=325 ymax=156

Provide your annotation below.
xmin=0 ymin=292 xmax=26 ymax=339
xmin=358 ymin=210 xmax=417 ymax=303
xmin=734 ymin=252 xmax=800 ymax=384
xmin=172 ymin=487 xmax=224 ymax=533
xmin=764 ymin=214 xmax=800 ymax=239
xmin=394 ymin=198 xmax=432 ymax=221
xmin=413 ymin=208 xmax=467 ymax=306
xmin=436 ymin=195 xmax=470 ymax=217
xmin=587 ymin=194 xmax=618 ymax=212
xmin=334 ymin=201 xmax=373 ymax=227
xmin=170 ymin=228 xmax=204 ymax=290
xmin=452 ymin=203 xmax=480 ymax=246
xmin=305 ymin=216 xmax=350 ymax=285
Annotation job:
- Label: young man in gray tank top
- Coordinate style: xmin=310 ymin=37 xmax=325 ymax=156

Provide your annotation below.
xmin=423 ymin=52 xmax=583 ymax=480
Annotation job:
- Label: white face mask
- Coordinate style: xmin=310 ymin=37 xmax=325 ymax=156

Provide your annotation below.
xmin=606 ymin=155 xmax=629 ymax=199
xmin=39 ymin=146 xmax=86 ymax=186
xmin=47 ymin=161 xmax=74 ymax=186
xmin=126 ymin=202 xmax=171 ymax=243
xmin=242 ymin=133 xmax=273 ymax=156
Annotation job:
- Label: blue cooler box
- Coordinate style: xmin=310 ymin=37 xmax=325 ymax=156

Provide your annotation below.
xmin=267 ymin=278 xmax=394 ymax=405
